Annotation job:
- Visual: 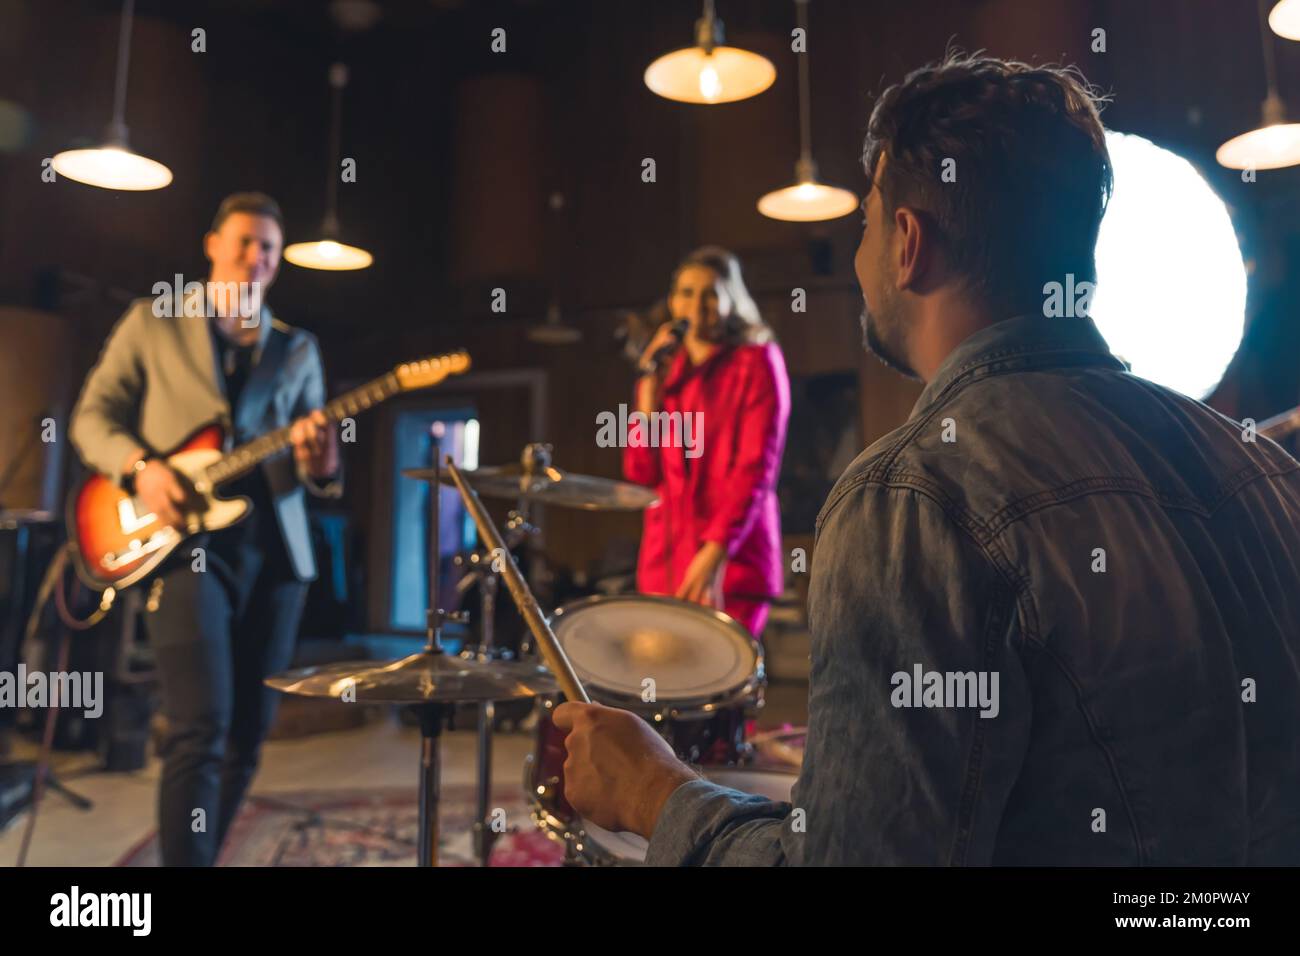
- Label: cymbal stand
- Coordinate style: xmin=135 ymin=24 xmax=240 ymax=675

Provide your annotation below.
xmin=460 ymin=511 xmax=536 ymax=866
xmin=416 ymin=449 xmax=450 ymax=867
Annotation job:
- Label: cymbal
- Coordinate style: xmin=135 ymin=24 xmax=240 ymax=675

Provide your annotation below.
xmin=402 ymin=464 xmax=658 ymax=511
xmin=265 ymin=651 xmax=558 ymax=704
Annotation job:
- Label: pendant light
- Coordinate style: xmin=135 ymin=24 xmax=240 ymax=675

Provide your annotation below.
xmin=528 ymin=302 xmax=583 ymax=344
xmin=1217 ymin=0 xmax=1300 ymax=170
xmin=1269 ymin=0 xmax=1300 ymax=40
xmin=51 ymin=0 xmax=172 ymax=191
xmin=758 ymin=0 xmax=857 ymax=221
xmin=644 ymin=0 xmax=775 ymax=105
xmin=284 ymin=63 xmax=374 ymax=270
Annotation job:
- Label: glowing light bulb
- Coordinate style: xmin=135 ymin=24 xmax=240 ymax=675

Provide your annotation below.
xmin=1270 ymin=0 xmax=1300 ymax=40
xmin=283 ymin=238 xmax=373 ymax=270
xmin=757 ymin=180 xmax=858 ymax=222
xmin=699 ymin=63 xmax=721 ymax=101
xmin=51 ymin=144 xmax=173 ymax=190
xmin=644 ymin=46 xmax=774 ymax=105
xmin=1216 ymin=122 xmax=1300 ymax=170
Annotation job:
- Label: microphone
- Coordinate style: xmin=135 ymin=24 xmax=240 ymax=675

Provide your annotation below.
xmin=638 ymin=318 xmax=689 ymax=377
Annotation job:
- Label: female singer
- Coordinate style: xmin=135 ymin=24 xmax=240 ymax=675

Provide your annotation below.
xmin=624 ymin=246 xmax=790 ymax=640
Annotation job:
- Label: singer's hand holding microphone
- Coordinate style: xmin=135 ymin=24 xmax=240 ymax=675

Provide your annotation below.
xmin=635 ymin=318 xmax=689 ymax=414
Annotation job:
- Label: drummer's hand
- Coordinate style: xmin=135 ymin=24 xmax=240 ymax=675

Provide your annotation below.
xmin=553 ymin=701 xmax=699 ymax=838
xmin=676 ymin=541 xmax=727 ymax=608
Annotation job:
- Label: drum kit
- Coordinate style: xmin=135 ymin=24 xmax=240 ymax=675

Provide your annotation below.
xmin=265 ymin=442 xmax=786 ymax=866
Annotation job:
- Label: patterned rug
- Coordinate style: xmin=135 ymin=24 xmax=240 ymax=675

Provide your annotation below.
xmin=116 ymin=785 xmax=567 ymax=867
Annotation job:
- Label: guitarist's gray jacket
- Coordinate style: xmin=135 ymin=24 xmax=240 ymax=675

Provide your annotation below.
xmin=69 ymin=295 xmax=342 ymax=581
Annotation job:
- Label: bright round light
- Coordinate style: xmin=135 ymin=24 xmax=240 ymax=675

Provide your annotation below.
xmin=644 ymin=46 xmax=775 ymax=104
xmin=1216 ymin=121 xmax=1300 ymax=170
xmin=1270 ymin=0 xmax=1300 ymax=40
xmin=1092 ymin=131 xmax=1246 ymax=398
xmin=284 ymin=238 xmax=373 ymax=271
xmin=51 ymin=145 xmax=172 ymax=190
xmin=699 ymin=64 xmax=721 ymax=100
xmin=757 ymin=180 xmax=858 ymax=222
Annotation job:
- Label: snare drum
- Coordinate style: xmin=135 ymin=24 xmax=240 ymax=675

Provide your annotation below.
xmin=524 ymin=595 xmax=764 ymax=841
xmin=570 ymin=766 xmax=796 ymax=866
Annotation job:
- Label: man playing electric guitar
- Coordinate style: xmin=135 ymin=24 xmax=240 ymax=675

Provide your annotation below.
xmin=69 ymin=192 xmax=341 ymax=866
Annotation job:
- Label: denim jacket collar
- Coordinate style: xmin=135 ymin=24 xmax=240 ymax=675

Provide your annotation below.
xmin=911 ymin=314 xmax=1126 ymax=420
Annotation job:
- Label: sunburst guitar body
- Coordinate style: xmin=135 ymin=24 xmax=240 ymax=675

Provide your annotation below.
xmin=69 ymin=424 xmax=248 ymax=589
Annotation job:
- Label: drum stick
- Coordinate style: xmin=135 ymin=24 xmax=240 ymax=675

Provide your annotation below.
xmin=444 ymin=456 xmax=590 ymax=703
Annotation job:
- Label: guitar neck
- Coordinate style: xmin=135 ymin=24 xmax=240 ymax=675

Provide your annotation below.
xmin=203 ymin=372 xmax=399 ymax=486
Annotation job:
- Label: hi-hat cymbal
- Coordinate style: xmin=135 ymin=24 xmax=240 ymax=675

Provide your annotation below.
xmin=402 ymin=464 xmax=658 ymax=511
xmin=265 ymin=651 xmax=558 ymax=704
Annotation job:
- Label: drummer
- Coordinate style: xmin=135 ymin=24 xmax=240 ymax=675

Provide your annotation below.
xmin=625 ymin=247 xmax=791 ymax=640
xmin=556 ymin=52 xmax=1300 ymax=867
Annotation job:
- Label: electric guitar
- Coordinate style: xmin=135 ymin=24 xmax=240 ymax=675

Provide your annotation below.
xmin=68 ymin=350 xmax=471 ymax=591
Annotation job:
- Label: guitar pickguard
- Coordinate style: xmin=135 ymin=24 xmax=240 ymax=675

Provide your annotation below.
xmin=117 ymin=496 xmax=156 ymax=534
xmin=100 ymin=526 xmax=180 ymax=571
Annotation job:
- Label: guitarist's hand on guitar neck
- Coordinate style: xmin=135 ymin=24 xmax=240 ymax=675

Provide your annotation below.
xmin=123 ymin=451 xmax=192 ymax=529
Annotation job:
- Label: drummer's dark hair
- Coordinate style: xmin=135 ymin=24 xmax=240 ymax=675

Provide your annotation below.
xmin=669 ymin=246 xmax=771 ymax=346
xmin=862 ymin=51 xmax=1112 ymax=316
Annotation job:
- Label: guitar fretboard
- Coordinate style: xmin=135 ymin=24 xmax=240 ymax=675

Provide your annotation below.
xmin=203 ymin=372 xmax=399 ymax=486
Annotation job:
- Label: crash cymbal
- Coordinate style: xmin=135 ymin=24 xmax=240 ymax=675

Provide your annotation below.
xmin=402 ymin=464 xmax=658 ymax=511
xmin=265 ymin=651 xmax=558 ymax=704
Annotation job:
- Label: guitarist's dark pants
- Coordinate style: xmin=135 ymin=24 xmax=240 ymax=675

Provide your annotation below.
xmin=144 ymin=517 xmax=307 ymax=866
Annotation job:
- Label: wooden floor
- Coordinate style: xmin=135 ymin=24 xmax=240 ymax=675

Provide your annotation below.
xmin=0 ymin=713 xmax=535 ymax=867
xmin=0 ymin=681 xmax=807 ymax=867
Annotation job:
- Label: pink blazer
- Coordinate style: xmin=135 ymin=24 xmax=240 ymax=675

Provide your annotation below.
xmin=624 ymin=340 xmax=791 ymax=605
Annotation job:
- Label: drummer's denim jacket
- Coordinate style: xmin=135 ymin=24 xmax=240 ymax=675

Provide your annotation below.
xmin=645 ymin=315 xmax=1300 ymax=866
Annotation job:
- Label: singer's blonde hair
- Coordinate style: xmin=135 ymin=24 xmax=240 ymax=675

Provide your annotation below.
xmin=668 ymin=246 xmax=772 ymax=346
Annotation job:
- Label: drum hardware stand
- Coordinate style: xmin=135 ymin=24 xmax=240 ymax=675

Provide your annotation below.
xmin=455 ymin=509 xmax=538 ymax=866
xmin=444 ymin=455 xmax=589 ymax=703
xmin=516 ymin=443 xmax=559 ymax=658
xmin=411 ymin=445 xmax=562 ymax=867
xmin=467 ymin=449 xmax=546 ymax=864
xmin=415 ymin=450 xmax=452 ymax=867
xmin=458 ymin=557 xmax=501 ymax=868
xmin=453 ymin=441 xmax=551 ymax=865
